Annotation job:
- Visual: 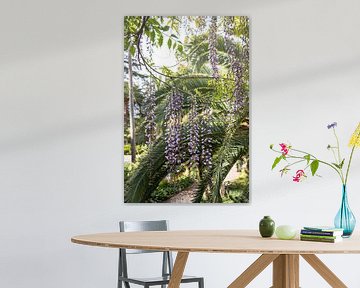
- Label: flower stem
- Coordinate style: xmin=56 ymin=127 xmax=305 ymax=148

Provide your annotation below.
xmin=345 ymin=145 xmax=356 ymax=185
xmin=332 ymin=128 xmax=345 ymax=181
xmin=291 ymin=148 xmax=317 ymax=159
xmin=284 ymin=159 xmax=306 ymax=169
xmin=285 ymin=154 xmax=344 ymax=182
xmin=333 ymin=128 xmax=342 ymax=164
xmin=271 ymin=147 xmax=344 ymax=182
xmin=345 ymin=130 xmax=360 ymax=185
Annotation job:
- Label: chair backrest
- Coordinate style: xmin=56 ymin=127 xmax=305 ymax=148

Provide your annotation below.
xmin=119 ymin=220 xmax=169 ymax=254
xmin=118 ymin=220 xmax=173 ymax=283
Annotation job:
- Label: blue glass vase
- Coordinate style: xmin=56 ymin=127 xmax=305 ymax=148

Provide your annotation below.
xmin=334 ymin=185 xmax=356 ymax=237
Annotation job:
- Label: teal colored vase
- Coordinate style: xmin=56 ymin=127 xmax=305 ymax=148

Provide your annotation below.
xmin=334 ymin=185 xmax=356 ymax=237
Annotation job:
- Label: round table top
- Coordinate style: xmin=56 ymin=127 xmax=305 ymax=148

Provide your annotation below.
xmin=71 ymin=230 xmax=360 ymax=254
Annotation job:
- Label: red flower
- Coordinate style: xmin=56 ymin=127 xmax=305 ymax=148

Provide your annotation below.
xmin=279 ymin=143 xmax=289 ymax=155
xmin=293 ymin=170 xmax=305 ymax=182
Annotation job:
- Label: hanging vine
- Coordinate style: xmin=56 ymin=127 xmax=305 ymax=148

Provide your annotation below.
xmin=188 ymin=94 xmax=200 ymax=167
xmin=209 ymin=16 xmax=219 ymax=79
xmin=223 ymin=16 xmax=245 ymax=112
xmin=165 ymin=90 xmax=183 ymax=170
xmin=144 ymin=81 xmax=156 ymax=146
xmin=200 ymin=104 xmax=212 ymax=169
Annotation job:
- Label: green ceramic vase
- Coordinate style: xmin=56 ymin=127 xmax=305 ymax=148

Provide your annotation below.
xmin=259 ymin=216 xmax=275 ymax=238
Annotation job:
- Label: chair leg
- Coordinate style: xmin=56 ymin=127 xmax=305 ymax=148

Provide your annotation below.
xmin=198 ymin=278 xmax=204 ymax=288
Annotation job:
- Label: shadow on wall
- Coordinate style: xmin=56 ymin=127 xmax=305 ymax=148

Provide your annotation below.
xmin=256 ymin=56 xmax=360 ymax=92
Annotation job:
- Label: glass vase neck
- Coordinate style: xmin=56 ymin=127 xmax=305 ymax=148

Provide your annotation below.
xmin=335 ymin=184 xmax=356 ymax=237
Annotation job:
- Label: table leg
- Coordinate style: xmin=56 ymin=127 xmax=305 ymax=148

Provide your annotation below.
xmin=228 ymin=254 xmax=279 ymax=288
xmin=301 ymin=254 xmax=347 ymax=288
xmin=272 ymin=254 xmax=299 ymax=288
xmin=168 ymin=252 xmax=189 ymax=288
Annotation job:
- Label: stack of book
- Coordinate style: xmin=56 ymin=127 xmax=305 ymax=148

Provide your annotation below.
xmin=300 ymin=226 xmax=344 ymax=243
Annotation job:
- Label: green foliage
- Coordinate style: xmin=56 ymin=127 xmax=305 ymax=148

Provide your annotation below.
xmin=149 ymin=176 xmax=195 ymax=202
xmin=124 ymin=144 xmax=147 ymax=156
xmin=124 ymin=144 xmax=131 ymax=155
xmin=270 ymin=123 xmax=356 ymax=185
xmin=223 ymin=173 xmax=249 ymax=203
xmin=124 ymin=16 xmax=183 ymax=57
xmin=124 ymin=162 xmax=137 ymax=183
xmin=124 ymin=16 xmax=250 ymax=203
xmin=272 ymin=156 xmax=283 ymax=170
xmin=310 ymin=160 xmax=319 ymax=176
xmin=125 ymin=140 xmax=168 ymax=203
xmin=193 ymin=114 xmax=249 ymax=203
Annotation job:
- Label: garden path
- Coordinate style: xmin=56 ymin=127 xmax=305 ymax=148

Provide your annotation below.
xmin=164 ymin=183 xmax=198 ymax=203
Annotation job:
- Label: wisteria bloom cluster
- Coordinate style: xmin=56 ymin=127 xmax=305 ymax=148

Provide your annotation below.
xmin=164 ymin=91 xmax=213 ymax=171
xmin=223 ymin=16 xmax=245 ymax=112
xmin=200 ymin=107 xmax=213 ymax=168
xmin=188 ymin=95 xmax=200 ymax=167
xmin=270 ymin=122 xmax=360 ymax=185
xmin=165 ymin=91 xmax=183 ymax=169
xmin=144 ymin=82 xmax=156 ymax=146
xmin=208 ymin=16 xmax=219 ymax=79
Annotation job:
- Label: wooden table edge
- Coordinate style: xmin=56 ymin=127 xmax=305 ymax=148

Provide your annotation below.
xmin=71 ymin=237 xmax=360 ymax=254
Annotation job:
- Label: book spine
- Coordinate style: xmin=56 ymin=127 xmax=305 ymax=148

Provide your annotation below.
xmin=300 ymin=237 xmax=337 ymax=243
xmin=301 ymin=230 xmax=336 ymax=236
xmin=300 ymin=234 xmax=337 ymax=240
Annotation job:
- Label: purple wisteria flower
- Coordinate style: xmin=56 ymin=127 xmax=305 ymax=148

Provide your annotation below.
xmin=223 ymin=16 xmax=246 ymax=112
xmin=208 ymin=16 xmax=219 ymax=79
xmin=200 ymin=107 xmax=212 ymax=169
xmin=327 ymin=122 xmax=337 ymax=129
xmin=145 ymin=82 xmax=156 ymax=146
xmin=165 ymin=91 xmax=183 ymax=170
xmin=188 ymin=95 xmax=200 ymax=167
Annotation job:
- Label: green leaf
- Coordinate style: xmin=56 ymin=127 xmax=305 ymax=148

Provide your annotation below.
xmin=150 ymin=30 xmax=156 ymax=43
xmin=157 ymin=34 xmax=163 ymax=47
xmin=339 ymin=158 xmax=345 ymax=169
xmin=129 ymin=45 xmax=136 ymax=56
xmin=177 ymin=45 xmax=183 ymax=53
xmin=162 ymin=25 xmax=170 ymax=31
xmin=124 ymin=39 xmax=130 ymax=50
xmin=144 ymin=29 xmax=150 ymax=38
xmin=304 ymin=154 xmax=311 ymax=164
xmin=310 ymin=160 xmax=319 ymax=176
xmin=269 ymin=144 xmax=274 ymax=149
xmin=167 ymin=38 xmax=172 ymax=49
xmin=147 ymin=18 xmax=159 ymax=26
xmin=332 ymin=163 xmax=340 ymax=169
xmin=272 ymin=156 xmax=282 ymax=170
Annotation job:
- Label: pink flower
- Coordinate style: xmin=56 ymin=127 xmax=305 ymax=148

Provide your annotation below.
xmin=293 ymin=169 xmax=305 ymax=182
xmin=279 ymin=143 xmax=289 ymax=155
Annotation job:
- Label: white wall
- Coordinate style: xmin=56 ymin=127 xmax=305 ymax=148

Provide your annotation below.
xmin=1 ymin=0 xmax=360 ymax=287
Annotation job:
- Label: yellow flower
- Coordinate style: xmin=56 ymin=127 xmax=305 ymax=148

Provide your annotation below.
xmin=349 ymin=122 xmax=360 ymax=147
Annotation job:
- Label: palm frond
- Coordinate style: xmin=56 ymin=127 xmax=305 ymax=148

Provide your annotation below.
xmin=193 ymin=116 xmax=249 ymax=203
xmin=125 ymin=140 xmax=167 ymax=202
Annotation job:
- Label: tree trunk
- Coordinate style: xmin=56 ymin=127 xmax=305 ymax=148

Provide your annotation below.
xmin=128 ymin=50 xmax=136 ymax=163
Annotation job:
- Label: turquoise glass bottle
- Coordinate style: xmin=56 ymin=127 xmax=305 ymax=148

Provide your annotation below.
xmin=334 ymin=185 xmax=356 ymax=237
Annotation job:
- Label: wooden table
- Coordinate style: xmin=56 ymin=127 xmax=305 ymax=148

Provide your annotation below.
xmin=71 ymin=230 xmax=360 ymax=288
